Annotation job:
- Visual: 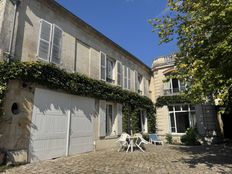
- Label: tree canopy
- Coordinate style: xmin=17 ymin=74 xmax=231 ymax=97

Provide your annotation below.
xmin=150 ymin=0 xmax=232 ymax=111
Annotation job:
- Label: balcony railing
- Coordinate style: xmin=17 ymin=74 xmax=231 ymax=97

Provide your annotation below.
xmin=164 ymin=86 xmax=186 ymax=95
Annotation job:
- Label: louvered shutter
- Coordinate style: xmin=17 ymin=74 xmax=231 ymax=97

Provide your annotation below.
xmin=117 ymin=61 xmax=123 ymax=87
xmin=100 ymin=52 xmax=106 ymax=81
xmin=128 ymin=68 xmax=131 ymax=90
xmin=123 ymin=65 xmax=128 ymax=89
xmin=135 ymin=71 xmax=138 ymax=93
xmin=99 ymin=100 xmax=106 ymax=137
xmin=51 ymin=25 xmax=62 ymax=64
xmin=38 ymin=20 xmax=52 ymax=61
xmin=116 ymin=103 xmax=123 ymax=135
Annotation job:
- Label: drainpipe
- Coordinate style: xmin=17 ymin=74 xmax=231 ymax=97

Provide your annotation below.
xmin=6 ymin=0 xmax=20 ymax=62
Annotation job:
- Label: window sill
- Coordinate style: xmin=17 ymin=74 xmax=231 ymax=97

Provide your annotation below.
xmin=171 ymin=133 xmax=186 ymax=136
xmin=104 ymin=135 xmax=119 ymax=139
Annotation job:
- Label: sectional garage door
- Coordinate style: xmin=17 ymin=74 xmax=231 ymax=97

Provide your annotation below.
xmin=29 ymin=88 xmax=94 ymax=162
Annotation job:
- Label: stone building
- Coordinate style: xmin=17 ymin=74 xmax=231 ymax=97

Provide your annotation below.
xmin=0 ymin=0 xmax=150 ymax=162
xmin=151 ymin=55 xmax=220 ymax=143
xmin=0 ymin=0 xmax=220 ymax=163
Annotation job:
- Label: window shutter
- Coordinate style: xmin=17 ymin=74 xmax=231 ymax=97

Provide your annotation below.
xmin=134 ymin=71 xmax=138 ymax=93
xmin=128 ymin=68 xmax=131 ymax=90
xmin=117 ymin=61 xmax=123 ymax=87
xmin=144 ymin=79 xmax=149 ymax=96
xmin=38 ymin=20 xmax=52 ymax=61
xmin=99 ymin=100 xmax=106 ymax=137
xmin=123 ymin=65 xmax=128 ymax=89
xmin=116 ymin=103 xmax=123 ymax=135
xmin=100 ymin=52 xmax=106 ymax=81
xmin=51 ymin=25 xmax=62 ymax=64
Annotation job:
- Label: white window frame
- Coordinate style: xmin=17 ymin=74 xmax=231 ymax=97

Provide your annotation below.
xmin=168 ymin=105 xmax=196 ymax=134
xmin=106 ymin=57 xmax=116 ymax=84
xmin=37 ymin=19 xmax=63 ymax=64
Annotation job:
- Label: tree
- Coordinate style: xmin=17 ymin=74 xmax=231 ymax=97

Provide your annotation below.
xmin=150 ymin=0 xmax=232 ymax=111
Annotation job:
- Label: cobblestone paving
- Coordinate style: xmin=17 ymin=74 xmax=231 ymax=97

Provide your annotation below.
xmin=3 ymin=145 xmax=232 ymax=174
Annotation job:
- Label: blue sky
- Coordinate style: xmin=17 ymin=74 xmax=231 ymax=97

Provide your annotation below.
xmin=56 ymin=0 xmax=178 ymax=67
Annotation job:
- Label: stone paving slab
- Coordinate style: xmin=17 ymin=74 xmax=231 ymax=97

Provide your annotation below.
xmin=2 ymin=145 xmax=232 ymax=174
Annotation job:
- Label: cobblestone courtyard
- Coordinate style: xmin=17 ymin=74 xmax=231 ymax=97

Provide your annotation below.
xmin=3 ymin=145 xmax=232 ymax=174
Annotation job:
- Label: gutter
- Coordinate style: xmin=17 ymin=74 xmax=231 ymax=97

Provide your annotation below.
xmin=6 ymin=0 xmax=20 ymax=61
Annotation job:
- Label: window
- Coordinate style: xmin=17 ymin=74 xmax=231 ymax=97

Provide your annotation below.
xmin=135 ymin=71 xmax=143 ymax=94
xmin=168 ymin=105 xmax=196 ymax=133
xmin=38 ymin=20 xmax=62 ymax=64
xmin=164 ymin=78 xmax=186 ymax=95
xmin=123 ymin=66 xmax=131 ymax=89
xmin=106 ymin=57 xmax=115 ymax=83
xmin=100 ymin=53 xmax=116 ymax=83
xmin=117 ymin=61 xmax=123 ymax=87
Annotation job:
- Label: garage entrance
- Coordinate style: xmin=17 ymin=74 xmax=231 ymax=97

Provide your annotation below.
xmin=29 ymin=88 xmax=95 ymax=162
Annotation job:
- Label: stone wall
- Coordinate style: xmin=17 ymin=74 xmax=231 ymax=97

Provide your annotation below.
xmin=0 ymin=80 xmax=34 ymax=150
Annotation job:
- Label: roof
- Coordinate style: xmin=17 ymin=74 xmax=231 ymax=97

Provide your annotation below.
xmin=51 ymin=0 xmax=151 ymax=71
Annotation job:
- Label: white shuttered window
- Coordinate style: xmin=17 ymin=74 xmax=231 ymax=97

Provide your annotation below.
xmin=38 ymin=20 xmax=63 ymax=64
xmin=117 ymin=61 xmax=123 ymax=87
xmin=100 ymin=52 xmax=106 ymax=81
xmin=123 ymin=66 xmax=131 ymax=90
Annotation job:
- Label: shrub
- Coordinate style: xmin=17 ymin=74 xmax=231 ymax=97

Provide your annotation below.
xmin=142 ymin=133 xmax=149 ymax=141
xmin=165 ymin=133 xmax=173 ymax=144
xmin=181 ymin=128 xmax=200 ymax=145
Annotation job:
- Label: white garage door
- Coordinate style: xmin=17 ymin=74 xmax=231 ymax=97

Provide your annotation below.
xmin=29 ymin=88 xmax=94 ymax=162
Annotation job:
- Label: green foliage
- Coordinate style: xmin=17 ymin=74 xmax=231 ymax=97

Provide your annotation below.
xmin=165 ymin=133 xmax=173 ymax=144
xmin=181 ymin=128 xmax=200 ymax=146
xmin=150 ymin=0 xmax=232 ymax=111
xmin=0 ymin=61 xmax=156 ymax=133
xmin=155 ymin=95 xmax=192 ymax=108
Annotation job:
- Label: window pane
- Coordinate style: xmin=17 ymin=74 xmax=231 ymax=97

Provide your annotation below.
xmin=168 ymin=106 xmax=173 ymax=111
xmin=176 ymin=112 xmax=190 ymax=133
xmin=170 ymin=113 xmax=175 ymax=133
xmin=182 ymin=105 xmax=188 ymax=111
xmin=172 ymin=78 xmax=179 ymax=93
xmin=175 ymin=105 xmax=181 ymax=111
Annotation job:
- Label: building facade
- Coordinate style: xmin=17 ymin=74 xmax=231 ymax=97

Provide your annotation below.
xmin=0 ymin=0 xmax=150 ymax=162
xmin=151 ymin=55 xmax=220 ymax=143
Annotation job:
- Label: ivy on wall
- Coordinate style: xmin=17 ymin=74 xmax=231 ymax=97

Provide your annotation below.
xmin=155 ymin=95 xmax=192 ymax=108
xmin=0 ymin=61 xmax=156 ymax=133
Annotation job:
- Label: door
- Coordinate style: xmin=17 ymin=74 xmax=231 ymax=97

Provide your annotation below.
xmin=29 ymin=88 xmax=94 ymax=162
xmin=68 ymin=96 xmax=94 ymax=155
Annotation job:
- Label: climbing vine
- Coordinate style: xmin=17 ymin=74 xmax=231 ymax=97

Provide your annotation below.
xmin=0 ymin=61 xmax=156 ymax=133
xmin=155 ymin=95 xmax=192 ymax=108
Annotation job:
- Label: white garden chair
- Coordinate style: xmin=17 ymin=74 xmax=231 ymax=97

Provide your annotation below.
xmin=134 ymin=133 xmax=149 ymax=152
xmin=116 ymin=133 xmax=131 ymax=152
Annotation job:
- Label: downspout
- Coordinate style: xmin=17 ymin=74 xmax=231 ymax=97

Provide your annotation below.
xmin=6 ymin=0 xmax=20 ymax=62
